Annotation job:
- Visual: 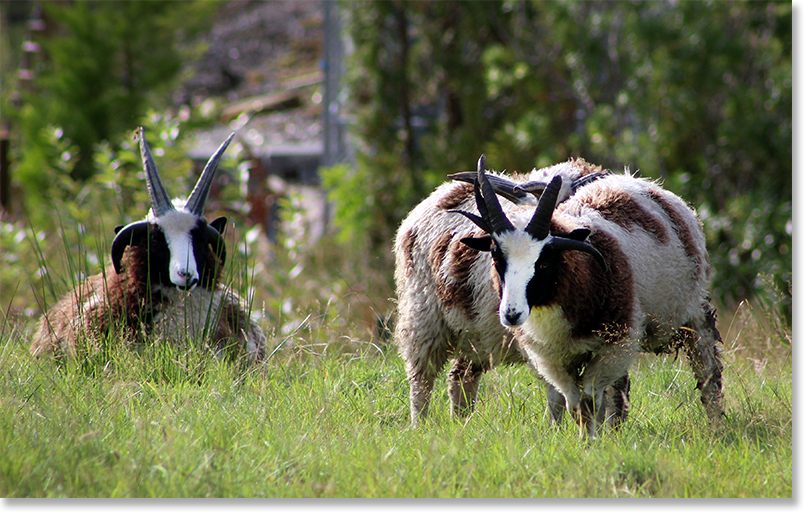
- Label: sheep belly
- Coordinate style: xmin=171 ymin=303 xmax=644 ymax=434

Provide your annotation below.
xmin=151 ymin=288 xmax=265 ymax=359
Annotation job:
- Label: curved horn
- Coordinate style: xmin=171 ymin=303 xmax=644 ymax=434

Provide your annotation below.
xmin=524 ymin=175 xmax=562 ymax=240
xmin=448 ymin=209 xmax=491 ymax=234
xmin=111 ymin=221 xmax=149 ymax=274
xmin=547 ymin=236 xmax=608 ymax=272
xmin=514 ymin=180 xmax=548 ymax=197
xmin=448 ymin=171 xmax=529 ymax=204
xmin=572 ymin=171 xmax=609 ymax=190
xmin=139 ymin=128 xmax=175 ymax=218
xmin=185 ymin=133 xmax=235 ymax=217
xmin=476 ymin=155 xmax=515 ymax=235
xmin=206 ymin=225 xmax=227 ymax=267
xmin=516 ymin=171 xmax=609 ymax=199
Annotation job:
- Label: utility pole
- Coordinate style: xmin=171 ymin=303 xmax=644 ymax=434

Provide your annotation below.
xmin=322 ymin=0 xmax=351 ymax=168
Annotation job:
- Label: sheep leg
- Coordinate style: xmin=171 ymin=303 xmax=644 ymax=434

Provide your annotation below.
xmin=546 ymin=384 xmax=567 ymax=425
xmin=577 ymin=392 xmax=601 ymax=438
xmin=447 ymin=357 xmax=484 ymax=418
xmin=547 ymin=371 xmax=629 ymax=427
xmin=577 ymin=340 xmax=638 ymax=436
xmin=682 ymin=302 xmax=725 ymax=422
xmin=407 ymin=365 xmax=437 ymax=425
xmin=603 ymin=373 xmax=631 ymax=427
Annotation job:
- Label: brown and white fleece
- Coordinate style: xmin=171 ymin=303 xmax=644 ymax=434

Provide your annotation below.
xmin=30 ymin=217 xmax=266 ymax=363
xmin=394 ymin=158 xmax=723 ymax=433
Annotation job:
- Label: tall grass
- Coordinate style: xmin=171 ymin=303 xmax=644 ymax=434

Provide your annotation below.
xmin=0 ymin=316 xmax=792 ymax=497
xmin=0 ymin=134 xmax=792 ymax=496
xmin=0 ymin=214 xmax=793 ymax=497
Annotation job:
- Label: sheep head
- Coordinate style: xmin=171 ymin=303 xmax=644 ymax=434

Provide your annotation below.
xmin=452 ymin=155 xmax=607 ymax=328
xmin=111 ymin=128 xmax=234 ymax=291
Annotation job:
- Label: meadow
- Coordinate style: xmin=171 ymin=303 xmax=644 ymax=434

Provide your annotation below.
xmin=0 ymin=225 xmax=793 ymax=498
xmin=0 ymin=131 xmax=793 ymax=497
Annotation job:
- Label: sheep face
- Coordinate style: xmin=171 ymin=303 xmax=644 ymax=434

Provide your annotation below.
xmin=455 ymin=156 xmax=605 ymax=329
xmin=117 ymin=209 xmax=228 ymax=292
xmin=111 ymin=129 xmax=232 ymax=292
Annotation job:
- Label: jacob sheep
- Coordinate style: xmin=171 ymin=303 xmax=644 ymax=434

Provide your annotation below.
xmin=31 ymin=128 xmax=267 ymax=362
xmin=394 ymin=156 xmax=723 ymax=434
xmin=395 ymin=157 xmax=619 ymax=423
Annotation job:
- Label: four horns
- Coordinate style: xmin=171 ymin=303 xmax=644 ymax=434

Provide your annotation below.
xmin=454 ymin=155 xmax=608 ymax=271
xmin=111 ymin=128 xmax=234 ymax=275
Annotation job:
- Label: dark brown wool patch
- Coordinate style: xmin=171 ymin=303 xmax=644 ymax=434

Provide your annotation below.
xmin=399 ymin=227 xmax=418 ymax=279
xmin=214 ymin=301 xmax=245 ymax=361
xmin=429 ymin=231 xmax=453 ymax=278
xmin=430 ymin=231 xmax=479 ymax=319
xmin=579 ymin=187 xmax=669 ymax=245
xmin=647 ymin=189 xmax=704 ymax=267
xmin=441 ymin=234 xmax=483 ymax=319
xmin=437 ymin=182 xmax=475 ymax=210
xmin=554 ymin=229 xmax=635 ymax=339
xmin=118 ymin=246 xmax=163 ymax=325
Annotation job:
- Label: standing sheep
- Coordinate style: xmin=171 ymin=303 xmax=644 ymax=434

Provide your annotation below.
xmin=395 ymin=157 xmax=619 ymax=423
xmin=395 ymin=156 xmax=723 ymax=434
xmin=31 ymin=128 xmax=267 ymax=362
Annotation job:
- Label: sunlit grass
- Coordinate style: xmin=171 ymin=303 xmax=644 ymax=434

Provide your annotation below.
xmin=0 ymin=299 xmax=792 ymax=498
xmin=0 ymin=179 xmax=791 ymax=498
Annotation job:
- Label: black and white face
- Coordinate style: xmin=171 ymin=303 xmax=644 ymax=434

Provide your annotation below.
xmin=144 ymin=207 xmax=229 ymax=291
xmin=151 ymin=209 xmax=203 ymax=290
xmin=463 ymin=224 xmax=596 ymax=329
xmin=490 ymin=229 xmax=550 ymax=327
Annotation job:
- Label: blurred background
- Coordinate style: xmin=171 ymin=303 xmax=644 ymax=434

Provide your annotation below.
xmin=0 ymin=1 xmax=791 ymax=347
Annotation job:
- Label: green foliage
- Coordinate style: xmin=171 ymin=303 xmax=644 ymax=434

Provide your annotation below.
xmin=334 ymin=0 xmax=791 ymax=313
xmin=8 ymin=0 xmax=219 ymax=203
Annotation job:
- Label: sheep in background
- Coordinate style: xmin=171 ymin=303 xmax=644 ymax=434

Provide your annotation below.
xmin=31 ymin=128 xmax=267 ymax=362
xmin=395 ymin=156 xmax=723 ymax=434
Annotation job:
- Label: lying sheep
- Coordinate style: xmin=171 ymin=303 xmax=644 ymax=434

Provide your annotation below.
xmin=395 ymin=156 xmax=723 ymax=434
xmin=31 ymin=128 xmax=267 ymax=362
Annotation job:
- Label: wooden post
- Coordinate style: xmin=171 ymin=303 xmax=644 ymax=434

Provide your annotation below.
xmin=0 ymin=128 xmax=9 ymax=215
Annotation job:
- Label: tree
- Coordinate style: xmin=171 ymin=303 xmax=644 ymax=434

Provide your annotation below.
xmin=331 ymin=0 xmax=791 ymax=314
xmin=10 ymin=0 xmax=219 ymax=197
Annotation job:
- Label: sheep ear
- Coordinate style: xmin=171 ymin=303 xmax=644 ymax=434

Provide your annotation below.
xmin=206 ymin=225 xmax=227 ymax=267
xmin=460 ymin=236 xmax=492 ymax=252
xmin=562 ymin=228 xmax=591 ymax=242
xmin=114 ymin=225 xmax=124 ymax=234
xmin=111 ymin=221 xmax=149 ymax=274
xmin=210 ymin=216 xmax=228 ymax=235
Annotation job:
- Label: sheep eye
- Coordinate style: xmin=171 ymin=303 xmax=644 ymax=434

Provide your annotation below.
xmin=491 ymin=245 xmax=504 ymax=263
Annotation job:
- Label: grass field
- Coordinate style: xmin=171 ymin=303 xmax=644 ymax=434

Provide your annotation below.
xmin=0 ymin=303 xmax=792 ymax=498
xmin=0 ymin=204 xmax=793 ymax=500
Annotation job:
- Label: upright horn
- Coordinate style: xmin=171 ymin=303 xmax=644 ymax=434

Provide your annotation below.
xmin=524 ymin=175 xmax=562 ymax=240
xmin=185 ymin=133 xmax=235 ymax=217
xmin=139 ymin=128 xmax=175 ymax=218
xmin=476 ymin=155 xmax=515 ymax=235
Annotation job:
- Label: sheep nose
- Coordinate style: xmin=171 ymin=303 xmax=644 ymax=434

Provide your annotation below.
xmin=503 ymin=309 xmax=523 ymax=327
xmin=177 ymin=270 xmax=199 ymax=290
